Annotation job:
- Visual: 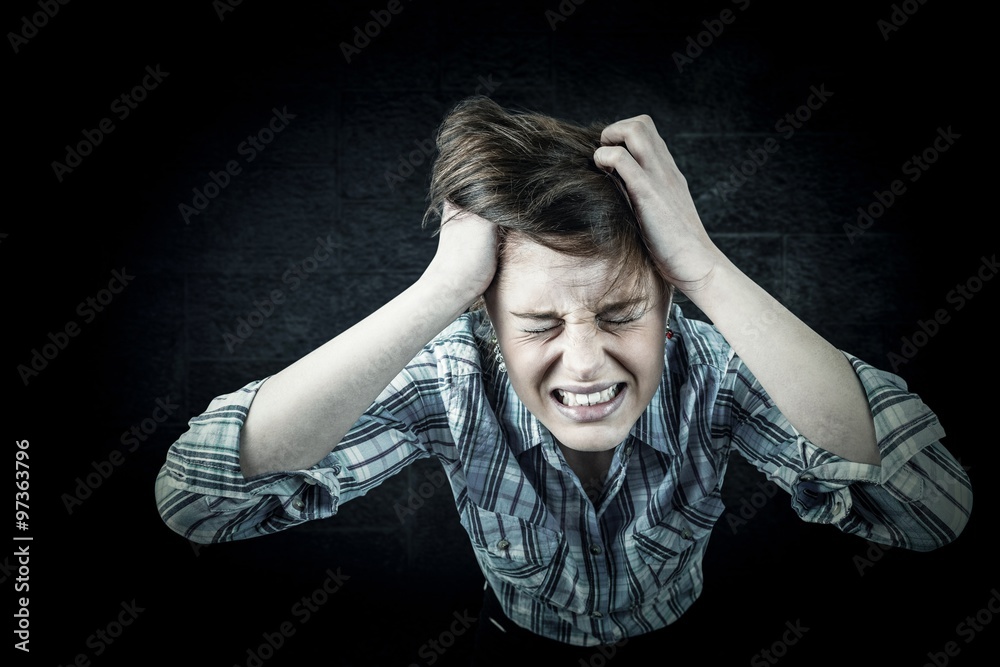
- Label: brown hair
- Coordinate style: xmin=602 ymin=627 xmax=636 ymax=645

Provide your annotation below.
xmin=424 ymin=96 xmax=670 ymax=305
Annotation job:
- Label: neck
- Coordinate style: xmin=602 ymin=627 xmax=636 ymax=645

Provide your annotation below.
xmin=556 ymin=442 xmax=615 ymax=502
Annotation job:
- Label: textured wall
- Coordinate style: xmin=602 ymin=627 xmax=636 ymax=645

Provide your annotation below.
xmin=9 ymin=1 xmax=993 ymax=665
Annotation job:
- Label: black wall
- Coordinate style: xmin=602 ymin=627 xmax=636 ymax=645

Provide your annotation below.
xmin=8 ymin=1 xmax=994 ymax=665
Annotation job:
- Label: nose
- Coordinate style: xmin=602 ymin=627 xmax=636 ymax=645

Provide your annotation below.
xmin=560 ymin=326 xmax=606 ymax=380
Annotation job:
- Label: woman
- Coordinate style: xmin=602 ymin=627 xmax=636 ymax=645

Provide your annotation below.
xmin=155 ymin=97 xmax=972 ymax=663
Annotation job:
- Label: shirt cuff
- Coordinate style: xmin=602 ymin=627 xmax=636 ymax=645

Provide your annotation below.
xmin=158 ymin=378 xmax=344 ymax=508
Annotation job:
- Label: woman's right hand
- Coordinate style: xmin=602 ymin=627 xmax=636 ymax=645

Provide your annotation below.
xmin=422 ymin=201 xmax=499 ymax=310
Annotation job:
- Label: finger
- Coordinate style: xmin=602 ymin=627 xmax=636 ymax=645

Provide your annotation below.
xmin=593 ymin=145 xmax=653 ymax=198
xmin=600 ymin=114 xmax=655 ymax=144
xmin=600 ymin=115 xmax=659 ymax=155
xmin=600 ymin=115 xmax=673 ymax=172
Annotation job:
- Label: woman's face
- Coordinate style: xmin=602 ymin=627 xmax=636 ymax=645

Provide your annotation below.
xmin=485 ymin=240 xmax=670 ymax=453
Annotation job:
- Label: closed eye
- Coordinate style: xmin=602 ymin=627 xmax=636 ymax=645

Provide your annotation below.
xmin=598 ymin=308 xmax=645 ymax=328
xmin=598 ymin=318 xmax=639 ymax=330
xmin=522 ymin=324 xmax=560 ymax=334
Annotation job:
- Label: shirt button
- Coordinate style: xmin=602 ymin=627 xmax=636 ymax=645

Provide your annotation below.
xmin=624 ymin=444 xmax=633 ymax=456
xmin=292 ymin=498 xmax=305 ymax=510
xmin=591 ymin=611 xmax=603 ymax=619
xmin=303 ymin=477 xmax=317 ymax=485
xmin=331 ymin=465 xmax=341 ymax=475
xmin=590 ymin=545 xmax=603 ymax=555
xmin=681 ymin=527 xmax=693 ymax=540
xmin=496 ymin=539 xmax=510 ymax=551
xmin=800 ymin=473 xmax=816 ymax=482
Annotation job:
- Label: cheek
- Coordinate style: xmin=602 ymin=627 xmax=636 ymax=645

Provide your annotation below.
xmin=621 ymin=329 xmax=666 ymax=384
xmin=504 ymin=342 xmax=551 ymax=392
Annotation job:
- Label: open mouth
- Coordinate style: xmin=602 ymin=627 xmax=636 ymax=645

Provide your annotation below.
xmin=553 ymin=383 xmax=624 ymax=407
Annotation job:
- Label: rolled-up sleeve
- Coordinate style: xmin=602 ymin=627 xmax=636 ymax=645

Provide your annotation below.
xmin=156 ymin=356 xmax=448 ymax=543
xmin=155 ymin=379 xmax=343 ymax=543
xmin=723 ymin=352 xmax=972 ymax=552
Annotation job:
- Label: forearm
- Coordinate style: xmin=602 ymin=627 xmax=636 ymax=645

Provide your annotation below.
xmin=594 ymin=115 xmax=880 ymax=464
xmin=686 ymin=253 xmax=880 ymax=465
xmin=239 ymin=274 xmax=474 ymax=477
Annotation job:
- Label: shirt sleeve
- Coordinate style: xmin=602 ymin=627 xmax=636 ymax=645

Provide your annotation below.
xmin=721 ymin=351 xmax=972 ymax=552
xmin=155 ymin=353 xmax=451 ymax=544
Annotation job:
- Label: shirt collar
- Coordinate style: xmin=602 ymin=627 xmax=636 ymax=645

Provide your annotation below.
xmin=494 ymin=372 xmax=552 ymax=456
xmin=628 ymin=380 xmax=673 ymax=455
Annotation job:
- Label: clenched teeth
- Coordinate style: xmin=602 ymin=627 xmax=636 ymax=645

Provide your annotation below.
xmin=556 ymin=384 xmax=621 ymax=407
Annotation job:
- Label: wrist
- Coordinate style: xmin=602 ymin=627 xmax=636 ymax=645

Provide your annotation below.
xmin=662 ymin=243 xmax=728 ymax=297
xmin=416 ymin=268 xmax=484 ymax=316
xmin=675 ymin=253 xmax=749 ymax=312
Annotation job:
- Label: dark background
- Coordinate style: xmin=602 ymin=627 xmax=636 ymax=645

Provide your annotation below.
xmin=7 ymin=1 xmax=995 ymax=665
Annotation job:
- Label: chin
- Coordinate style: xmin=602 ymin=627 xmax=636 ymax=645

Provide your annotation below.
xmin=547 ymin=424 xmax=630 ymax=452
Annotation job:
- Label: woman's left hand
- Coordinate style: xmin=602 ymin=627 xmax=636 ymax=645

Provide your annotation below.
xmin=594 ymin=115 xmax=723 ymax=293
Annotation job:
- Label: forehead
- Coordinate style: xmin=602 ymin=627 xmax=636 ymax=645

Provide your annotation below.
xmin=495 ymin=240 xmax=654 ymax=310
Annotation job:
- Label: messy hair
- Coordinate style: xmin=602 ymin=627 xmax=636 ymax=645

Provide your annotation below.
xmin=423 ymin=96 xmax=670 ymax=306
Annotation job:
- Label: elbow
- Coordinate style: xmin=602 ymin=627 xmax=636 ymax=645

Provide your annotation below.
xmin=927 ymin=473 xmax=973 ymax=550
xmin=154 ymin=467 xmax=216 ymax=544
xmin=905 ymin=473 xmax=973 ymax=553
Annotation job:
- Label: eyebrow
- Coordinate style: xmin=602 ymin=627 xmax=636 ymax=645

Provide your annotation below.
xmin=510 ymin=297 xmax=649 ymax=320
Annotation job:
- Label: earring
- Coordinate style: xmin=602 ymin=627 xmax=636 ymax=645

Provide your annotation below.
xmin=665 ymin=327 xmax=674 ymax=340
xmin=491 ymin=334 xmax=507 ymax=373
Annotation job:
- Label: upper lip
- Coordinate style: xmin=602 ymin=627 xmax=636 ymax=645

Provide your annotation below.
xmin=552 ymin=382 xmax=622 ymax=395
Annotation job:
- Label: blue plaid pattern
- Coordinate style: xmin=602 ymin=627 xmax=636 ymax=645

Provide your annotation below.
xmin=156 ymin=305 xmax=971 ymax=646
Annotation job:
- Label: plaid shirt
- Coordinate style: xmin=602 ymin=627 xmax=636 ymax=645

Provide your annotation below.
xmin=156 ymin=305 xmax=971 ymax=646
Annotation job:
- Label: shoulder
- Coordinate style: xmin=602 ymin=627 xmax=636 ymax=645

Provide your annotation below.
xmin=422 ymin=310 xmax=489 ymax=378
